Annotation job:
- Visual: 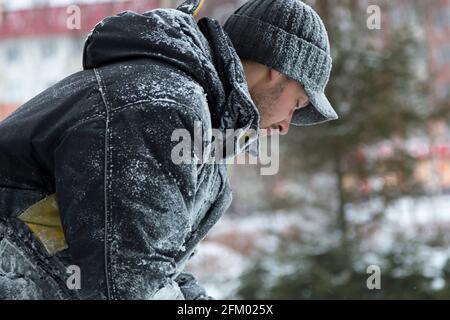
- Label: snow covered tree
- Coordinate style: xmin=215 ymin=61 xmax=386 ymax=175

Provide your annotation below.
xmin=238 ymin=0 xmax=450 ymax=299
xmin=284 ymin=0 xmax=439 ymax=271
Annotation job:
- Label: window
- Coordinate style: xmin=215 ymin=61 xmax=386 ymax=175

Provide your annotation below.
xmin=5 ymin=45 xmax=20 ymax=64
xmin=41 ymin=39 xmax=57 ymax=58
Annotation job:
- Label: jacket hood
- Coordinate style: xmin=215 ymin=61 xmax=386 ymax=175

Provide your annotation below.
xmin=82 ymin=7 xmax=260 ymax=157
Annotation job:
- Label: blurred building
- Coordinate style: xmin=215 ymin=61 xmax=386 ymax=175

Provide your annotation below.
xmin=0 ymin=0 xmax=178 ymax=121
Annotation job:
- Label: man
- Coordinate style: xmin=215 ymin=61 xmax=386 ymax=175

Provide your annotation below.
xmin=0 ymin=0 xmax=337 ymax=299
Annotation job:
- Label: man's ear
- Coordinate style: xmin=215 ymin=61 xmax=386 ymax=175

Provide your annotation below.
xmin=268 ymin=68 xmax=284 ymax=83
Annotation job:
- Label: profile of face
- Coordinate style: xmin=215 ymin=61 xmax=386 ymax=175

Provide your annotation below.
xmin=248 ymin=68 xmax=309 ymax=137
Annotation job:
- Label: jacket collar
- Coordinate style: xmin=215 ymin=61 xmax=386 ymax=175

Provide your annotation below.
xmin=196 ymin=17 xmax=260 ymax=158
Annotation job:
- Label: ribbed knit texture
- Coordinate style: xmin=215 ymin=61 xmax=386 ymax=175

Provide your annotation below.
xmin=223 ymin=0 xmax=338 ymax=126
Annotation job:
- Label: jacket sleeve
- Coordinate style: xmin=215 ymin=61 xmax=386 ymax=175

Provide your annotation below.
xmin=54 ymin=101 xmax=205 ymax=299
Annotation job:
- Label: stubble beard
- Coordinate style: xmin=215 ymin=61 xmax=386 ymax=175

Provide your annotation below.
xmin=250 ymin=79 xmax=287 ymax=129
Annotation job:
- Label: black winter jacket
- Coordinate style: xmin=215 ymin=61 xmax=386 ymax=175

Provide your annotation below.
xmin=0 ymin=3 xmax=259 ymax=300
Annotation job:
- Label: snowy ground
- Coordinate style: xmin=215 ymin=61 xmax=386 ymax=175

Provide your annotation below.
xmin=187 ymin=194 xmax=450 ymax=299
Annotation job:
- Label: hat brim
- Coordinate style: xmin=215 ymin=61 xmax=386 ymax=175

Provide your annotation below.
xmin=291 ymin=88 xmax=338 ymax=126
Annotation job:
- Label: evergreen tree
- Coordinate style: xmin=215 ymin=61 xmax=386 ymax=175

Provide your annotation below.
xmin=238 ymin=0 xmax=450 ymax=299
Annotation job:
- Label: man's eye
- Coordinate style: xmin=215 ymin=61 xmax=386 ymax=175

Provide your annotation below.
xmin=294 ymin=101 xmax=309 ymax=110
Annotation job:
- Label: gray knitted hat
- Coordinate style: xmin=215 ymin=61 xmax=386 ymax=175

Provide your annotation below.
xmin=223 ymin=0 xmax=338 ymax=126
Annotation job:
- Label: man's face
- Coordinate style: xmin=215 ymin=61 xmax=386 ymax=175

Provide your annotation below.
xmin=249 ymin=72 xmax=309 ymax=136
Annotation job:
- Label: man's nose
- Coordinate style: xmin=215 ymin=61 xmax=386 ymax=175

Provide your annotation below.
xmin=277 ymin=120 xmax=290 ymax=135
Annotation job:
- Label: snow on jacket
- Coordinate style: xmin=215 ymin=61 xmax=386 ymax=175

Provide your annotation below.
xmin=0 ymin=2 xmax=259 ymax=300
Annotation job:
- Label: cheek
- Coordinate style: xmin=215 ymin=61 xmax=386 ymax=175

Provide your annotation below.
xmin=275 ymin=93 xmax=295 ymax=118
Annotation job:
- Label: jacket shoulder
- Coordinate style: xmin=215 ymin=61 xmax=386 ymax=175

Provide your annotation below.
xmin=96 ymin=59 xmax=211 ymax=125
